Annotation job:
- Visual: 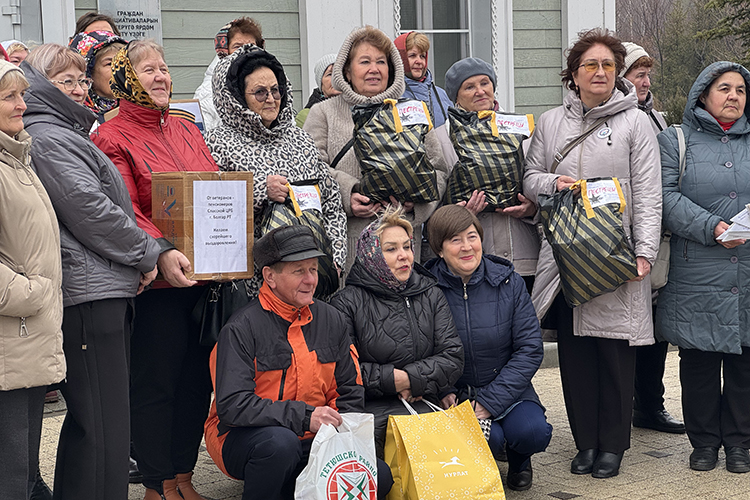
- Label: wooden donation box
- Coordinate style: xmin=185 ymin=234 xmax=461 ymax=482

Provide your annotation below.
xmin=151 ymin=171 xmax=254 ymax=280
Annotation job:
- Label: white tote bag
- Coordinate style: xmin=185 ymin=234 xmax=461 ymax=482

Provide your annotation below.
xmin=295 ymin=412 xmax=379 ymax=500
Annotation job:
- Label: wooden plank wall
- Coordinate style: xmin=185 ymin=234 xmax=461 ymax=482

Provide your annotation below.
xmin=75 ymin=0 xmax=302 ymax=107
xmin=512 ymin=0 xmax=564 ymax=117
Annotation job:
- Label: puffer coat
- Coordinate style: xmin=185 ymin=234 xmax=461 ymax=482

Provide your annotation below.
xmin=656 ymin=61 xmax=750 ymax=354
xmin=524 ymin=78 xmax=661 ymax=345
xmin=303 ymin=27 xmax=450 ymax=271
xmin=426 ymin=255 xmax=543 ymax=419
xmin=329 ymin=261 xmax=463 ymax=400
xmin=203 ymin=45 xmax=346 ymax=272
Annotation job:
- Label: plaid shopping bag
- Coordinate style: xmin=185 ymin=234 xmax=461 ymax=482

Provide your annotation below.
xmin=445 ymin=108 xmax=534 ymax=210
xmin=352 ymin=99 xmax=439 ymax=204
xmin=260 ymin=180 xmax=339 ymax=298
xmin=538 ymin=177 xmax=638 ymax=307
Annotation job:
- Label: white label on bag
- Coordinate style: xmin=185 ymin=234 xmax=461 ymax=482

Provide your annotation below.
xmin=396 ymin=100 xmax=430 ymax=126
xmin=291 ymin=185 xmax=323 ymax=212
xmin=586 ymin=179 xmax=621 ymax=208
xmin=495 ymin=113 xmax=532 ymax=137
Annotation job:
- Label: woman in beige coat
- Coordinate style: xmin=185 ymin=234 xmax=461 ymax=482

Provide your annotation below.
xmin=0 ymin=59 xmax=64 ymax=499
xmin=304 ymin=26 xmax=448 ymax=271
xmin=523 ymin=28 xmax=661 ymax=479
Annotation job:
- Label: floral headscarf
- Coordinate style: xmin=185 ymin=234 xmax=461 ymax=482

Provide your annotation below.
xmin=356 ymin=217 xmax=413 ymax=292
xmin=214 ymin=22 xmax=233 ymax=58
xmin=69 ymin=30 xmax=127 ymax=114
xmin=110 ymin=42 xmax=172 ymax=110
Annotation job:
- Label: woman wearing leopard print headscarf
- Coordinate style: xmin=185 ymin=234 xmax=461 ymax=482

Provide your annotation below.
xmin=92 ymin=40 xmax=218 ymax=500
xmin=204 ymin=44 xmax=347 ymax=299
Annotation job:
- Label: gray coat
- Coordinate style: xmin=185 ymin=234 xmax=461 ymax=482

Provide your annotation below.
xmin=656 ymin=61 xmax=750 ymax=354
xmin=524 ymin=79 xmax=661 ymax=346
xmin=22 ymin=62 xmax=160 ymax=308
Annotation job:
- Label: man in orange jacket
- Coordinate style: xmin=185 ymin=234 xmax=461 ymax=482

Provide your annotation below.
xmin=205 ymin=225 xmax=393 ymax=499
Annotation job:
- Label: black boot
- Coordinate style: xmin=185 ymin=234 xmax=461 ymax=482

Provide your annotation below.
xmin=29 ymin=470 xmax=52 ymax=500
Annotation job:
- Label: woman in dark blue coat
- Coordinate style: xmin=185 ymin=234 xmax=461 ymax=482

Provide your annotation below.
xmin=425 ymin=205 xmax=552 ymax=492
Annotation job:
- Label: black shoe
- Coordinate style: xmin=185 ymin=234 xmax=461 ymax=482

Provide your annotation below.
xmin=129 ymin=456 xmax=143 ymax=484
xmin=571 ymin=448 xmax=598 ymax=475
xmin=30 ymin=470 xmax=52 ymax=500
xmin=689 ymin=447 xmax=719 ymax=471
xmin=725 ymin=447 xmax=750 ymax=473
xmin=507 ymin=462 xmax=533 ymax=491
xmin=633 ymin=409 xmax=686 ymax=434
xmin=592 ymin=451 xmax=623 ymax=479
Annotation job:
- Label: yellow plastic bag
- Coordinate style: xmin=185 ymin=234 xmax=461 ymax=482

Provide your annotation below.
xmin=385 ymin=400 xmax=505 ymax=500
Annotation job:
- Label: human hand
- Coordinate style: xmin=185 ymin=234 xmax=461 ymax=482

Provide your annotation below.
xmin=715 ymin=221 xmax=746 ymax=249
xmin=137 ymin=265 xmax=158 ymax=294
xmin=472 ymin=400 xmax=491 ymax=419
xmin=393 ymin=368 xmax=410 ymax=393
xmin=457 ymin=190 xmax=487 ymax=215
xmin=497 ymin=193 xmax=536 ymax=218
xmin=627 ymin=256 xmax=652 ymax=282
xmin=440 ymin=393 xmax=457 ymax=410
xmin=309 ymin=406 xmax=343 ymax=433
xmin=383 ymin=196 xmax=414 ymax=213
xmin=266 ymin=175 xmax=289 ymax=203
xmin=351 ymin=192 xmax=380 ymax=218
xmin=398 ymin=389 xmax=422 ymax=404
xmin=556 ymin=175 xmax=577 ymax=191
xmin=157 ymin=250 xmax=197 ymax=287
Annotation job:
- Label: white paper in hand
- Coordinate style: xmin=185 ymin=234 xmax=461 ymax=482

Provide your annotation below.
xmin=294 ymin=413 xmax=378 ymax=500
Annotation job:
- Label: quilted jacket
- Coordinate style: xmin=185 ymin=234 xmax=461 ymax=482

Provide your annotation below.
xmin=656 ymin=61 xmax=750 ymax=354
xmin=329 ymin=261 xmax=463 ymax=399
xmin=426 ymin=255 xmax=543 ymax=419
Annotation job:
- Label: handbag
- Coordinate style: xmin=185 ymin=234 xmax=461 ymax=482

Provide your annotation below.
xmin=651 ymin=124 xmax=686 ymax=289
xmin=192 ymin=280 xmax=251 ymax=347
xmin=294 ymin=413 xmax=379 ymax=500
xmin=385 ymin=399 xmax=505 ymax=500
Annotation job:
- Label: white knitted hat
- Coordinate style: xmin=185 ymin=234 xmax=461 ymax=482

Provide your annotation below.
xmin=620 ymin=42 xmax=650 ymax=77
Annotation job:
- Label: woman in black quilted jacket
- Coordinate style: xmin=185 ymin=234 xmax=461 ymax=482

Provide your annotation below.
xmin=329 ymin=206 xmax=464 ymax=455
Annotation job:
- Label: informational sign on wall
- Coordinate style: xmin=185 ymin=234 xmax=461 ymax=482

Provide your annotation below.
xmin=98 ymin=0 xmax=162 ymax=43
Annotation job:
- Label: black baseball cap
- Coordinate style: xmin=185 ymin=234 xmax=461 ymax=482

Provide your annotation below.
xmin=254 ymin=225 xmax=326 ymax=270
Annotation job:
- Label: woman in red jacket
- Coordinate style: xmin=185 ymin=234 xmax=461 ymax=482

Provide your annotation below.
xmin=92 ymin=40 xmax=218 ymax=500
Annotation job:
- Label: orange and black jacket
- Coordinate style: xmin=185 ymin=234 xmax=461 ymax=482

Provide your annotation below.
xmin=205 ymin=282 xmax=364 ymax=476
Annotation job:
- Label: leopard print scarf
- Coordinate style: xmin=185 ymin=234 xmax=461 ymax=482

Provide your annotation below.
xmin=110 ymin=43 xmax=172 ymax=110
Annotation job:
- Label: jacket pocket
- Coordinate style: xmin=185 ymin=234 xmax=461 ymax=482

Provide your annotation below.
xmin=315 ymin=346 xmax=339 ymax=364
xmin=256 ymin=352 xmax=291 ymax=371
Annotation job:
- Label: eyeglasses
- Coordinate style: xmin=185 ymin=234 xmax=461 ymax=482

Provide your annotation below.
xmin=246 ymin=86 xmax=281 ymax=103
xmin=578 ymin=60 xmax=616 ymax=73
xmin=50 ymin=78 xmax=93 ymax=91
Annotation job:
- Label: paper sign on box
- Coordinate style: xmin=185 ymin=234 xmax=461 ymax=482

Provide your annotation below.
xmin=151 ymin=171 xmax=254 ymax=280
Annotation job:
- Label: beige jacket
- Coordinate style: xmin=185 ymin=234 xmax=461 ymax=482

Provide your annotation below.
xmin=0 ymin=128 xmax=65 ymax=390
xmin=304 ymin=27 xmax=449 ymax=271
xmin=523 ymin=80 xmax=661 ymax=346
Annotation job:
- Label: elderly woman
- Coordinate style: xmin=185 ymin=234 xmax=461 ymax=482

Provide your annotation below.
xmin=442 ymin=57 xmax=540 ymax=286
xmin=1 ymin=40 xmax=29 ymax=65
xmin=0 ymin=59 xmax=64 ymax=500
xmin=424 ymin=205 xmax=552 ymax=491
xmin=523 ymin=28 xmax=661 ymax=479
xmin=304 ymin=26 xmax=449 ymax=271
xmin=656 ymin=61 xmax=750 ymax=473
xmin=22 ymin=44 xmax=160 ymax=500
xmin=92 ymin=40 xmax=219 ymax=500
xmin=204 ymin=44 xmax=346 ymax=299
xmin=394 ymin=31 xmax=452 ymax=128
xmin=194 ymin=17 xmax=263 ymax=132
xmin=329 ymin=206 xmax=464 ymax=454
xmin=68 ymin=30 xmax=127 ymax=120
xmin=295 ymin=53 xmax=340 ymax=128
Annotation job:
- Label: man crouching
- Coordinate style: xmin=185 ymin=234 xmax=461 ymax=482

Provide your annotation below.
xmin=204 ymin=225 xmax=393 ymax=499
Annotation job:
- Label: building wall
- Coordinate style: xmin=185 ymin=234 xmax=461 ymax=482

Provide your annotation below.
xmin=75 ymin=0 xmax=303 ymax=105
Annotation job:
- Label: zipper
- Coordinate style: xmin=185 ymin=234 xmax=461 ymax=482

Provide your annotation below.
xmin=278 ymin=368 xmax=287 ymax=400
xmin=683 ymin=239 xmax=689 ymax=261
xmin=461 ymin=284 xmax=479 ymax=383
xmin=19 ymin=317 xmax=29 ymax=337
xmin=404 ymin=297 xmax=419 ymax=361
xmin=157 ymin=110 xmax=189 ymax=171
xmin=463 ymin=282 xmax=468 ymax=300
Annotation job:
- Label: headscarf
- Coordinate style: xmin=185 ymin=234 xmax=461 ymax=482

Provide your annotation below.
xmin=214 ymin=22 xmax=233 ymax=58
xmin=394 ymin=31 xmax=428 ymax=82
xmin=110 ymin=42 xmax=172 ymax=110
xmin=356 ymin=217 xmax=412 ymax=292
xmin=69 ymin=30 xmax=127 ymax=114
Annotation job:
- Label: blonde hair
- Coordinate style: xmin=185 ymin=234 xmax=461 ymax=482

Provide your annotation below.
xmin=26 ymin=43 xmax=85 ymax=78
xmin=127 ymin=39 xmax=166 ymax=68
xmin=375 ymin=205 xmax=413 ymax=238
xmin=0 ymin=69 xmax=29 ymax=93
xmin=406 ymin=32 xmax=430 ymax=55
xmin=5 ymin=43 xmax=28 ymax=57
xmin=97 ymin=42 xmax=126 ymax=61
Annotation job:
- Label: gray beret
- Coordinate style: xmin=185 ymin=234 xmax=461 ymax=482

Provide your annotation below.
xmin=444 ymin=57 xmax=497 ymax=103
